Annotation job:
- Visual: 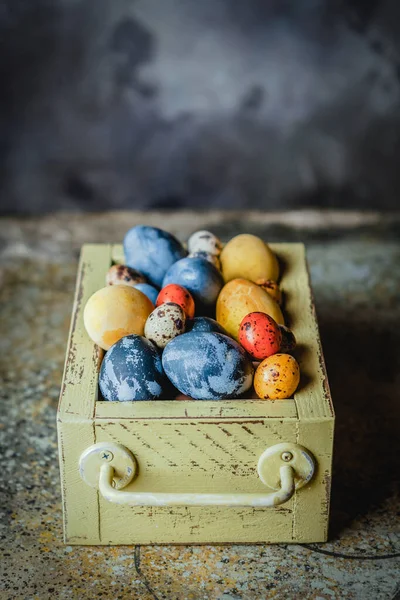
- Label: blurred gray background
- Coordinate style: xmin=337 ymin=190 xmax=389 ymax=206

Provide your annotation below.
xmin=1 ymin=0 xmax=400 ymax=213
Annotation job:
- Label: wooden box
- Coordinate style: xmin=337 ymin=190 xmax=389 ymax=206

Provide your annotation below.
xmin=57 ymin=243 xmax=334 ymax=545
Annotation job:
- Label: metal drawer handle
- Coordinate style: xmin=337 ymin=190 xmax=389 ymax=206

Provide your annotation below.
xmin=79 ymin=442 xmax=315 ymax=508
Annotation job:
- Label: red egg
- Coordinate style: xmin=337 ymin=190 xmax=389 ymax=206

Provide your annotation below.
xmin=156 ymin=284 xmax=195 ymax=318
xmin=239 ymin=312 xmax=282 ymax=360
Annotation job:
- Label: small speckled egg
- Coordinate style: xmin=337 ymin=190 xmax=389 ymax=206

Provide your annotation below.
xmin=216 ymin=278 xmax=284 ymax=340
xmin=144 ymin=302 xmax=186 ymax=349
xmin=239 ymin=312 xmax=282 ymax=360
xmin=156 ymin=284 xmax=195 ymax=318
xmin=124 ymin=225 xmax=187 ymax=287
xmin=256 ymin=279 xmax=282 ymax=305
xmin=162 ymin=332 xmax=254 ymax=400
xmin=188 ymin=251 xmax=221 ymax=270
xmin=162 ymin=257 xmax=224 ymax=315
xmin=84 ymin=285 xmax=154 ymax=350
xmin=187 ymin=230 xmax=222 ymax=257
xmin=106 ymin=264 xmax=146 ymax=287
xmin=133 ymin=282 xmax=159 ymax=305
xmin=99 ymin=335 xmax=168 ymax=401
xmin=220 ymin=234 xmax=279 ymax=283
xmin=279 ymin=325 xmax=297 ymax=353
xmin=254 ymin=354 xmax=300 ymax=400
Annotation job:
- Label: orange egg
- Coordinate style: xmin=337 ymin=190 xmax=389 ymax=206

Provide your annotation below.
xmin=156 ymin=284 xmax=195 ymax=318
xmin=254 ymin=354 xmax=300 ymax=400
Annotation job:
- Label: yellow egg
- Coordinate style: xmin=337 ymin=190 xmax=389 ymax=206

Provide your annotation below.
xmin=216 ymin=278 xmax=285 ymax=340
xmin=84 ymin=285 xmax=154 ymax=350
xmin=220 ymin=234 xmax=279 ymax=283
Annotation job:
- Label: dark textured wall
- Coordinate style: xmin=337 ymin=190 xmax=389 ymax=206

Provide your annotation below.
xmin=1 ymin=0 xmax=400 ymax=213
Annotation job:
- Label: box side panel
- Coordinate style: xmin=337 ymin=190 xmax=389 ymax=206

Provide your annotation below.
xmin=58 ymin=419 xmax=101 ymax=544
xmin=277 ymin=243 xmax=334 ymax=420
xmin=95 ymin=399 xmax=297 ymax=420
xmin=93 ymin=418 xmax=298 ymax=544
xmin=293 ymin=418 xmax=335 ymax=542
xmin=58 ymin=244 xmax=112 ymax=419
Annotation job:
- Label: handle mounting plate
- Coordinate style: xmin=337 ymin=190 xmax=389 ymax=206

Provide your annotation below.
xmin=257 ymin=442 xmax=315 ymax=490
xmin=79 ymin=442 xmax=137 ymax=490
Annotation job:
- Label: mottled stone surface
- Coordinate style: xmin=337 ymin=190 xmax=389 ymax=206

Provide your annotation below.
xmin=0 ymin=211 xmax=399 ymax=599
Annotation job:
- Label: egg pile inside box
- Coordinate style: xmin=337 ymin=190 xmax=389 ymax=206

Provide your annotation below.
xmin=83 ymin=226 xmax=300 ymax=402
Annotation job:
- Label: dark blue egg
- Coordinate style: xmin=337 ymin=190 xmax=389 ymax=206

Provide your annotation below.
xmin=185 ymin=316 xmax=230 ymax=336
xmin=133 ymin=283 xmax=159 ymax=305
xmin=162 ymin=257 xmax=223 ymax=315
xmin=99 ymin=335 xmax=167 ymax=401
xmin=162 ymin=332 xmax=254 ymax=400
xmin=124 ymin=226 xmax=187 ymax=287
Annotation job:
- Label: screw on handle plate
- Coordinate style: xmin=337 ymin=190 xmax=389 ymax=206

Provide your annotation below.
xmin=79 ymin=442 xmax=315 ymax=508
xmin=79 ymin=442 xmax=137 ymax=490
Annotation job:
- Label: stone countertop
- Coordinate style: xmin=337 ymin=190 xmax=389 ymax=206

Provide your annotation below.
xmin=0 ymin=210 xmax=399 ymax=600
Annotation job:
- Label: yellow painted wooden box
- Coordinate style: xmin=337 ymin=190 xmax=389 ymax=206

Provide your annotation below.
xmin=57 ymin=243 xmax=334 ymax=545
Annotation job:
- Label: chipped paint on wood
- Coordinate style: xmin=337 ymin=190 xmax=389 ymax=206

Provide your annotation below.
xmin=58 ymin=242 xmax=334 ymax=544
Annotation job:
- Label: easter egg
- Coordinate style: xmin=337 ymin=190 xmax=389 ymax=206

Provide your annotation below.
xmin=216 ymin=278 xmax=284 ymax=341
xmin=187 ymin=230 xmax=222 ymax=257
xmin=254 ymin=354 xmax=300 ymax=400
xmin=239 ymin=312 xmax=282 ymax=360
xmin=133 ymin=283 xmax=159 ymax=305
xmin=99 ymin=335 xmax=167 ymax=401
xmin=162 ymin=257 xmax=223 ymax=315
xmin=256 ymin=279 xmax=282 ymax=305
xmin=279 ymin=325 xmax=297 ymax=353
xmin=220 ymin=234 xmax=279 ymax=283
xmin=188 ymin=251 xmax=221 ymax=270
xmin=84 ymin=285 xmax=153 ymax=351
xmin=124 ymin=225 xmax=187 ymax=287
xmin=106 ymin=264 xmax=146 ymax=287
xmin=162 ymin=332 xmax=254 ymax=400
xmin=156 ymin=284 xmax=195 ymax=318
xmin=185 ymin=316 xmax=229 ymax=336
xmin=144 ymin=302 xmax=186 ymax=349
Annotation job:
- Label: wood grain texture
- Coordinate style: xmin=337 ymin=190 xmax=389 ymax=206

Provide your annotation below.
xmin=276 ymin=243 xmax=334 ymax=420
xmin=95 ymin=399 xmax=297 ymax=420
xmin=58 ymin=244 xmax=111 ymax=419
xmin=293 ymin=418 xmax=335 ymax=542
xmin=95 ymin=418 xmax=297 ymax=544
xmin=57 ymin=420 xmax=100 ymax=544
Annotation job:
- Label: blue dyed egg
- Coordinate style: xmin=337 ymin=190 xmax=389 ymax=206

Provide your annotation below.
xmin=133 ymin=283 xmax=159 ymax=305
xmin=185 ymin=316 xmax=229 ymax=336
xmin=99 ymin=335 xmax=167 ymax=401
xmin=162 ymin=257 xmax=223 ymax=315
xmin=162 ymin=332 xmax=254 ymax=400
xmin=124 ymin=225 xmax=187 ymax=287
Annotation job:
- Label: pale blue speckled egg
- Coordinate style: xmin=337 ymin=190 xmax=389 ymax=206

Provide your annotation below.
xmin=162 ymin=257 xmax=223 ymax=315
xmin=124 ymin=225 xmax=187 ymax=287
xmin=133 ymin=283 xmax=159 ymax=305
xmin=99 ymin=334 xmax=168 ymax=401
xmin=162 ymin=332 xmax=254 ymax=400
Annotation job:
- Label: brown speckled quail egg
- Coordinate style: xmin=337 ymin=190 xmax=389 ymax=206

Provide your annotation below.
xmin=144 ymin=302 xmax=186 ymax=349
xmin=106 ymin=264 xmax=146 ymax=287
xmin=187 ymin=230 xmax=222 ymax=257
xmin=188 ymin=250 xmax=221 ymax=270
